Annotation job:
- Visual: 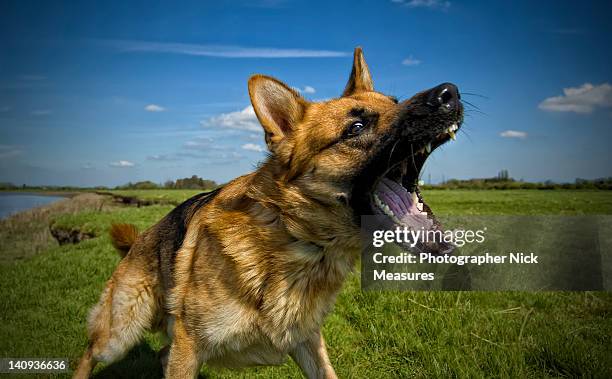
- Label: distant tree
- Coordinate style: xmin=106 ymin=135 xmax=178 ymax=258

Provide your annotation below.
xmin=174 ymin=175 xmax=218 ymax=190
xmin=497 ymin=169 xmax=510 ymax=181
xmin=133 ymin=181 xmax=159 ymax=189
xmin=115 ymin=181 xmax=159 ymax=190
xmin=116 ymin=176 xmax=217 ymax=190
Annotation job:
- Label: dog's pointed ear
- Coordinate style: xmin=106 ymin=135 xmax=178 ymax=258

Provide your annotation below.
xmin=248 ymin=75 xmax=308 ymax=151
xmin=342 ymin=47 xmax=374 ymax=96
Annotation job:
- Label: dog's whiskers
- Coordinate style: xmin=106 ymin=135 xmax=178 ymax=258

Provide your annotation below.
xmin=460 ymin=99 xmax=481 ymax=110
xmin=387 ymin=139 xmax=401 ymax=171
xmin=463 ymin=107 xmax=487 ymax=116
xmin=410 ymin=144 xmax=419 ymax=177
xmin=460 ymin=92 xmax=489 ymax=99
xmin=459 ymin=126 xmax=474 ymax=143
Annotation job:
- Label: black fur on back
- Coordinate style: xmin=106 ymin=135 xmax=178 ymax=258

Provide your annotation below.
xmin=154 ymin=188 xmax=222 ymax=291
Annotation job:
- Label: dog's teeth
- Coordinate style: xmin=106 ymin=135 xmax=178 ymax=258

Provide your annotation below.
xmin=411 ymin=192 xmax=418 ymax=205
xmin=374 ymin=194 xmax=383 ymax=208
xmin=374 ymin=195 xmax=396 ymax=219
xmin=425 ymin=142 xmax=431 ymax=153
xmin=448 ymin=131 xmax=456 ymax=140
xmin=416 ymin=201 xmax=423 ymax=212
xmin=382 ymin=203 xmax=394 ymax=218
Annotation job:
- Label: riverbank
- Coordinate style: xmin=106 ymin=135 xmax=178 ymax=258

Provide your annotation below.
xmin=0 ymin=193 xmax=114 ymax=262
xmin=0 ymin=189 xmax=81 ymax=197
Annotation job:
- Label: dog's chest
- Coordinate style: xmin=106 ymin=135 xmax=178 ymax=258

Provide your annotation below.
xmin=199 ymin=251 xmax=352 ymax=367
xmin=196 ymin=296 xmax=314 ymax=368
xmin=206 ymin=340 xmax=288 ymax=368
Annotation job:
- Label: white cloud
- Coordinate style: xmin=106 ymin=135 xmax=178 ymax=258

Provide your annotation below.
xmin=109 ymin=160 xmax=135 ymax=167
xmin=0 ymin=145 xmax=23 ymax=159
xmin=241 ymin=143 xmax=266 ymax=153
xmin=303 ymin=86 xmax=316 ymax=94
xmin=393 ymin=0 xmax=451 ymax=10
xmin=175 ymin=150 xmax=244 ymax=164
xmin=105 ymin=40 xmax=349 ymax=58
xmin=31 ymin=109 xmax=51 ymax=116
xmin=184 ymin=136 xmax=215 ymax=150
xmin=500 ymin=130 xmax=527 ymax=139
xmin=401 ymin=56 xmax=421 ymax=66
xmin=294 ymin=85 xmax=316 ymax=94
xmin=539 ymin=83 xmax=612 ymax=114
xmin=145 ymin=104 xmax=166 ymax=112
xmin=147 ymin=154 xmax=179 ymax=161
xmin=201 ymin=106 xmax=261 ymax=132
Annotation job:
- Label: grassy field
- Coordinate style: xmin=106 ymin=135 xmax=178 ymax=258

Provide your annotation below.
xmin=108 ymin=189 xmax=206 ymax=204
xmin=0 ymin=189 xmax=610 ymax=378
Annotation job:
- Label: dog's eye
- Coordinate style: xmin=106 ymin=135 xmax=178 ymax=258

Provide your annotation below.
xmin=347 ymin=121 xmax=365 ymax=137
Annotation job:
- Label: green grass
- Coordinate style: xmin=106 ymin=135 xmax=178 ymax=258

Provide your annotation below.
xmin=51 ymin=205 xmax=174 ymax=236
xmin=423 ymin=189 xmax=612 ymax=215
xmin=108 ymin=189 xmax=208 ymax=204
xmin=0 ymin=190 xmax=611 ymax=378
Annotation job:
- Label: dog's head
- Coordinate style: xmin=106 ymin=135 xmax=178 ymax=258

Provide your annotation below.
xmin=248 ymin=47 xmax=463 ymax=252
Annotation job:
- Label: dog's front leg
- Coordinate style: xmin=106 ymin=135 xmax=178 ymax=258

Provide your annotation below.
xmin=290 ymin=331 xmax=337 ymax=379
xmin=164 ymin=317 xmax=203 ymax=379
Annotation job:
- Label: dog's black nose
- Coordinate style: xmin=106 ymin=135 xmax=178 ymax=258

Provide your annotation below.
xmin=426 ymin=83 xmax=460 ymax=112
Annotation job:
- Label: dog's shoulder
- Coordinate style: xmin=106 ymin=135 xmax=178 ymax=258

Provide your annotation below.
xmin=154 ymin=187 xmax=223 ymax=288
xmin=162 ymin=188 xmax=222 ymax=247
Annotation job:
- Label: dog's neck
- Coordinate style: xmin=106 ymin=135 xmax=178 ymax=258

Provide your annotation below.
xmin=239 ymin=159 xmax=360 ymax=253
xmin=213 ymin=161 xmax=360 ymax=321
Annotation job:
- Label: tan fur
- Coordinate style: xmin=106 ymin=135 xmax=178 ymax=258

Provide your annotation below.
xmin=75 ymin=47 xmax=396 ymax=379
xmin=109 ymin=223 xmax=138 ymax=257
xmin=342 ymin=46 xmax=374 ymax=96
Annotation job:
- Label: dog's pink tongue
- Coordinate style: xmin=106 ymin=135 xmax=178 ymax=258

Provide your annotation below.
xmin=375 ymin=178 xmax=434 ymax=230
xmin=375 ymin=178 xmax=421 ymax=218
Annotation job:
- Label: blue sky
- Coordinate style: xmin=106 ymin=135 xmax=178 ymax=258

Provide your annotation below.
xmin=0 ymin=0 xmax=611 ymax=187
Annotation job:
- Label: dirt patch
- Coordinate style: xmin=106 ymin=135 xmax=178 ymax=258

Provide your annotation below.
xmin=95 ymin=191 xmax=155 ymax=207
xmin=49 ymin=226 xmax=96 ymax=245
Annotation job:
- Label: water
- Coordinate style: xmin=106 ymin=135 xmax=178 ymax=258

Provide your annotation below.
xmin=0 ymin=193 xmax=65 ymax=219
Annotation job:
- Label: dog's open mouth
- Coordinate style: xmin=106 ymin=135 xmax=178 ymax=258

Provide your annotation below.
xmin=371 ymin=122 xmax=460 ymax=227
xmin=371 ymin=122 xmax=460 ymax=224
xmin=367 ymin=121 xmax=461 ymax=254
xmin=347 ymin=83 xmax=464 ymax=254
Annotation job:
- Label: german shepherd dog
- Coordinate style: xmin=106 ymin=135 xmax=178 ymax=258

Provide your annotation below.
xmin=74 ymin=47 xmax=463 ymax=378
